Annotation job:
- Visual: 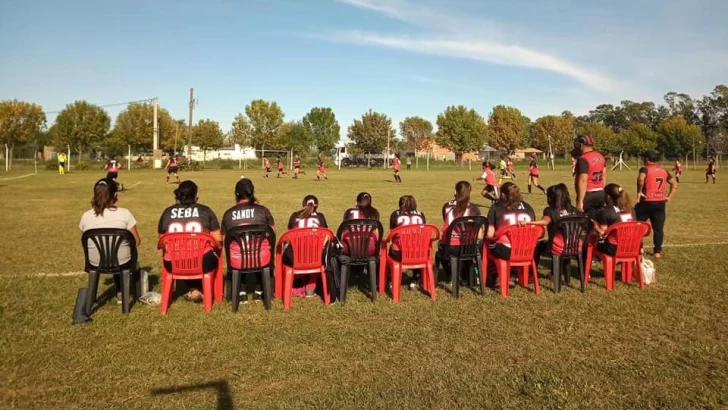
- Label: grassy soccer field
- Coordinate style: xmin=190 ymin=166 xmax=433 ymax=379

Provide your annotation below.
xmin=1 ymin=165 xmax=727 ymax=409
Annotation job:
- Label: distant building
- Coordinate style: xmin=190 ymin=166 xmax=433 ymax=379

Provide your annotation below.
xmin=184 ymin=144 xmax=257 ymax=161
xmin=513 ymin=148 xmax=545 ymax=160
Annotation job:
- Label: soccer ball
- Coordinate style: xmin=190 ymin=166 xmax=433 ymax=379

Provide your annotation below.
xmin=240 ymin=175 xmax=245 ymax=179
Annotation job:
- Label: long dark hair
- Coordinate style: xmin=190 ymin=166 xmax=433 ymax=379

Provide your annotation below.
xmin=398 ymin=195 xmax=418 ymax=214
xmin=546 ymin=183 xmax=575 ymax=214
xmin=604 ymin=183 xmax=632 ymax=213
xmin=299 ymin=195 xmax=319 ymax=219
xmin=174 ymin=181 xmax=198 ymax=205
xmin=356 ymin=192 xmax=379 ymax=220
xmin=91 ymin=178 xmax=118 ymax=216
xmin=500 ymin=182 xmax=524 ymax=211
xmin=453 ymin=181 xmax=472 ymax=217
xmin=235 ymin=178 xmax=257 ymax=204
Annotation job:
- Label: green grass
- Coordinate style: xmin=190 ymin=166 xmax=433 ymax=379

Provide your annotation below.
xmin=1 ymin=166 xmax=727 ymax=409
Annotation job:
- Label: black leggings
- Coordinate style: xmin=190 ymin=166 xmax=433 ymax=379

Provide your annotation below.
xmin=635 ymin=201 xmax=666 ymax=253
xmin=596 ymin=239 xmax=617 ymax=256
xmin=164 ymin=251 xmax=219 ymax=291
xmin=583 ymin=191 xmax=605 ymax=219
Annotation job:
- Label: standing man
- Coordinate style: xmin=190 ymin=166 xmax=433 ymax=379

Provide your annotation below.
xmin=57 ymin=152 xmax=67 ymax=175
xmin=706 ymin=156 xmax=717 ymax=184
xmin=636 ymin=151 xmax=677 ymax=259
xmin=406 ymin=156 xmax=412 ymax=170
xmin=573 ymin=134 xmax=607 ymax=218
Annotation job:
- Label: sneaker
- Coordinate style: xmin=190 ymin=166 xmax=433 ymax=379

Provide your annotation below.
xmin=253 ymin=290 xmax=263 ymax=302
xmin=292 ymin=287 xmax=306 ymax=298
xmin=409 ymin=281 xmax=419 ymax=290
xmin=239 ymin=291 xmax=249 ymax=304
xmin=305 ymin=288 xmax=316 ymax=298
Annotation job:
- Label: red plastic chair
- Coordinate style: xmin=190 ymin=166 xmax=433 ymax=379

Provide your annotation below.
xmin=157 ymin=233 xmax=223 ymax=314
xmin=593 ymin=222 xmax=652 ymax=290
xmin=486 ymin=225 xmax=545 ymax=297
xmin=274 ymin=227 xmax=335 ymax=310
xmin=379 ymin=224 xmax=440 ymax=303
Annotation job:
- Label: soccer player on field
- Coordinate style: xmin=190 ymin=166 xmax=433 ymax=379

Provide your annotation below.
xmin=673 ymin=160 xmax=683 ymax=183
xmin=473 ymin=161 xmax=499 ymax=202
xmin=636 ymin=151 xmax=677 ymax=259
xmin=286 ymin=195 xmax=329 ymax=297
xmin=262 ymin=156 xmax=271 ymax=179
xmin=572 ymin=134 xmax=606 ymax=218
xmin=221 ymin=178 xmax=275 ymax=303
xmin=506 ymin=157 xmax=516 ymax=179
xmin=316 ymin=155 xmax=327 ymax=181
xmin=293 ymin=155 xmax=302 ymax=179
xmin=165 ymin=155 xmax=180 ymax=185
xmin=57 ymin=152 xmax=67 ymax=175
xmin=389 ymin=195 xmax=426 ymax=289
xmin=527 ymin=154 xmax=546 ymax=194
xmin=105 ymin=156 xmax=123 ymax=191
xmin=276 ymin=157 xmax=287 ymax=178
xmin=498 ymin=155 xmax=508 ymax=177
xmin=706 ymin=156 xmax=717 ymax=184
xmin=392 ymin=153 xmax=402 ymax=183
xmin=158 ymin=181 xmax=221 ymax=302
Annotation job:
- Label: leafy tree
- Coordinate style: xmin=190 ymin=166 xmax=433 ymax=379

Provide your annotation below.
xmin=399 ymin=116 xmax=433 ymax=168
xmin=698 ymin=85 xmax=728 ymax=156
xmin=193 ymin=119 xmax=223 ymax=163
xmin=657 ymin=116 xmax=703 ymax=158
xmin=0 ymin=99 xmax=46 ymax=168
xmin=664 ymin=92 xmax=699 ymax=124
xmin=347 ymin=110 xmax=395 ymax=156
xmin=280 ymin=121 xmax=313 ymax=156
xmin=302 ymin=107 xmax=340 ymax=153
xmin=531 ymin=114 xmax=574 ymax=156
xmin=231 ymin=99 xmax=285 ymax=151
xmin=576 ymin=122 xmax=619 ymax=155
xmin=112 ymin=102 xmax=177 ymax=152
xmin=52 ymin=100 xmax=110 ymax=159
xmin=161 ymin=119 xmax=188 ymax=152
xmin=435 ymin=105 xmax=487 ymax=162
xmin=487 ymin=105 xmax=529 ymax=154
xmin=618 ymin=124 xmax=657 ymax=157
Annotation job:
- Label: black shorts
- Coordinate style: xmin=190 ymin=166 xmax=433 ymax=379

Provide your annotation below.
xmin=706 ymin=171 xmax=716 ymax=176
xmin=596 ymin=239 xmax=616 ymax=256
xmin=265 ymin=167 xmax=271 ymax=172
xmin=107 ymin=172 xmax=118 ymax=180
xmin=59 ymin=162 xmax=65 ymax=168
xmin=168 ymin=167 xmax=178 ymax=174
xmin=583 ymin=191 xmax=605 ymax=217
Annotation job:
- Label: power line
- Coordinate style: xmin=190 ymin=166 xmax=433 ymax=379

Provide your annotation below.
xmin=44 ymin=98 xmax=155 ymax=114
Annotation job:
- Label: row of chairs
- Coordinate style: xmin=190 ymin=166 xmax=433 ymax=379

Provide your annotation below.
xmin=81 ymin=216 xmax=651 ymax=315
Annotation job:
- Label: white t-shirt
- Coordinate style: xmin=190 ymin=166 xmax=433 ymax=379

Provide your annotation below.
xmin=79 ymin=207 xmax=137 ymax=266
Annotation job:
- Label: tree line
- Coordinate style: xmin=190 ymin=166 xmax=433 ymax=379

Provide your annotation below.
xmin=1 ymin=84 xmax=726 ymax=165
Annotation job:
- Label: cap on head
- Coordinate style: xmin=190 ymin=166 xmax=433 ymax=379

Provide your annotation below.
xmin=643 ymin=150 xmax=660 ymax=163
xmin=235 ymin=178 xmax=255 ymax=200
xmin=575 ymin=134 xmax=594 ymax=146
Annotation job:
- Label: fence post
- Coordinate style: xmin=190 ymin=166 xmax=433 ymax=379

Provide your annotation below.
xmin=68 ymin=145 xmax=71 ymax=173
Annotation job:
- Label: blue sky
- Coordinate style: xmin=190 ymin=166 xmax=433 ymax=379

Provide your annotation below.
xmin=1 ymin=0 xmax=727 ymax=137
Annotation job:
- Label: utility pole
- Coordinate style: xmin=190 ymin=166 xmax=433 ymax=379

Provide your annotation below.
xmin=153 ymin=97 xmax=160 ymax=168
xmin=385 ymin=128 xmax=391 ymax=169
xmin=187 ymin=88 xmax=195 ymax=159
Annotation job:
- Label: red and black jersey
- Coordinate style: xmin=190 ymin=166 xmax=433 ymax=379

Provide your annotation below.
xmin=487 ymin=201 xmax=536 ymax=240
xmin=288 ymin=211 xmax=328 ymax=229
xmin=596 ymin=206 xmax=634 ymax=245
xmin=393 ymin=157 xmax=401 ymax=170
xmin=506 ymin=160 xmax=513 ymax=171
xmin=389 ymin=210 xmax=426 ymax=229
xmin=674 ymin=162 xmax=683 ymax=173
xmin=294 ymin=159 xmax=301 ymax=168
xmin=529 ymin=159 xmax=539 ymax=176
xmin=158 ymin=203 xmax=220 ymax=234
xmin=441 ymin=200 xmax=481 ymax=230
xmin=639 ymin=164 xmax=671 ymax=202
xmin=707 ymin=160 xmax=716 ymax=173
xmin=576 ymin=151 xmax=606 ymax=191
xmin=222 ymin=202 xmax=275 ymax=232
xmin=342 ymin=207 xmax=378 ymax=221
xmin=263 ymin=158 xmax=270 ymax=169
xmin=106 ymin=159 xmax=119 ymax=172
xmin=277 ymin=160 xmax=284 ymax=170
xmin=168 ymin=158 xmax=178 ymax=168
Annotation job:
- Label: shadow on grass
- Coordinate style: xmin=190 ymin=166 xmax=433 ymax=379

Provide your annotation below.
xmin=151 ymin=379 xmax=234 ymax=410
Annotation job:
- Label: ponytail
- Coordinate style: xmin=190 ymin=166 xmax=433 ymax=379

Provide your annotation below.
xmin=356 ymin=192 xmax=380 ymax=220
xmin=501 ymin=182 xmax=523 ymax=211
xmin=453 ymin=181 xmax=472 ymax=217
xmin=299 ymin=195 xmax=319 ymax=219
xmin=604 ymin=183 xmax=633 ymax=213
xmin=398 ymin=195 xmax=417 ymax=214
xmin=91 ymin=178 xmax=117 ymax=216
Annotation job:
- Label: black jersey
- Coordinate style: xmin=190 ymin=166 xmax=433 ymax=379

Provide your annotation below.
xmin=221 ymin=202 xmax=275 ymax=232
xmin=596 ymin=205 xmax=634 ymax=245
xmin=158 ymin=203 xmax=220 ymax=234
xmin=487 ymin=201 xmax=535 ymax=243
xmin=542 ymin=206 xmax=578 ymax=240
xmin=389 ymin=210 xmax=426 ymax=229
xmin=288 ymin=211 xmax=328 ymax=229
xmin=343 ymin=207 xmax=379 ymax=221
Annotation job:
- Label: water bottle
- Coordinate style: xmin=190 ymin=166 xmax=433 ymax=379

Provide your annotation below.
xmin=141 ymin=269 xmax=149 ymax=295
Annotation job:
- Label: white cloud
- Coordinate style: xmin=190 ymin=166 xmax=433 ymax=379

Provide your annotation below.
xmin=330 ymin=0 xmax=619 ymax=93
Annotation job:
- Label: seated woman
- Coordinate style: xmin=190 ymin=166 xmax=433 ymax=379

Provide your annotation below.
xmin=521 ymin=183 xmax=580 ymax=260
xmin=285 ymin=195 xmax=329 ymax=297
xmin=594 ymin=183 xmax=635 ymax=256
xmin=158 ymin=180 xmax=221 ymax=302
xmin=440 ymin=181 xmax=481 ymax=280
xmin=486 ymin=182 xmax=536 ymax=286
xmin=79 ymin=178 xmax=141 ymax=303
xmin=389 ymin=195 xmax=426 ymax=289
xmin=221 ymin=178 xmax=275 ymax=303
xmin=341 ymin=192 xmax=380 ymax=258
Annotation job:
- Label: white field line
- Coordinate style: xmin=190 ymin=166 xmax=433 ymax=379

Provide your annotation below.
xmin=1 ymin=240 xmax=725 ymax=278
xmin=0 ymin=173 xmax=35 ymax=181
xmin=126 ymin=181 xmax=142 ymax=189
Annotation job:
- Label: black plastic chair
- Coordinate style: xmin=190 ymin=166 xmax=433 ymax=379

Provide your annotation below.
xmin=81 ymin=228 xmax=141 ymax=314
xmin=224 ymin=225 xmax=276 ymax=311
xmin=336 ymin=219 xmax=384 ymax=303
xmin=552 ymin=215 xmax=592 ymax=293
xmin=439 ymin=216 xmax=488 ymax=297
